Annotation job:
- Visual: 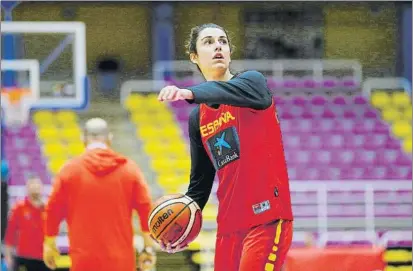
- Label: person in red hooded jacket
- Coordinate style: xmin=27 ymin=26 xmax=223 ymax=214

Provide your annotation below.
xmin=43 ymin=118 xmax=156 ymax=271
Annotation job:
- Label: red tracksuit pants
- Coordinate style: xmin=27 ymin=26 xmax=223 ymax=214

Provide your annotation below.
xmin=214 ymin=219 xmax=293 ymax=271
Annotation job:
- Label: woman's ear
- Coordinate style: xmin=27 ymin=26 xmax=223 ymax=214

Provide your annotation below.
xmin=190 ymin=53 xmax=198 ymax=65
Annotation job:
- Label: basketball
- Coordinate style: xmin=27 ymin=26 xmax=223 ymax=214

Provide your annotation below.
xmin=148 ymin=194 xmax=203 ymax=248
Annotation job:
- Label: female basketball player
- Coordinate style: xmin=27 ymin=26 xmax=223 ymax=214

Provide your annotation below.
xmin=157 ymin=23 xmax=294 ymax=271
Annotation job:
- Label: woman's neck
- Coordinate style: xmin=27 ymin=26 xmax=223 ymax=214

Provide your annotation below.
xmin=204 ymin=69 xmax=233 ymax=82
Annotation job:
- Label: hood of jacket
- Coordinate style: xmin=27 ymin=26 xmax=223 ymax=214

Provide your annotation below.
xmin=82 ymin=148 xmax=127 ymax=176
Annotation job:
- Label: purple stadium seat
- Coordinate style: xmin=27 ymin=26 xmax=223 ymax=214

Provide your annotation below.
xmin=373 ymin=121 xmax=389 ymax=134
xmin=363 ymin=109 xmax=379 ymax=119
xmin=322 ymin=78 xmax=338 ymax=88
xmin=363 ymin=166 xmax=388 ymax=180
xmin=301 ymin=110 xmax=314 ymax=119
xmin=351 ymin=151 xmax=376 ymax=166
xmin=308 ymin=150 xmax=331 ymax=165
xmin=395 ymin=153 xmax=412 ymax=166
xmin=285 ymin=150 xmax=310 ymax=166
xmin=317 ymin=167 xmax=341 ymax=180
xmin=311 ymin=119 xmax=333 ymax=133
xmin=323 ymin=134 xmax=345 ymax=149
xmin=387 ymin=166 xmax=412 ymax=180
xmin=340 ymin=77 xmax=357 ymax=88
xmin=303 ymin=78 xmax=318 ymax=88
xmin=301 ymin=136 xmax=323 ymax=150
xmin=283 ymin=78 xmax=299 ymax=88
xmin=283 ymin=135 xmax=300 ymax=149
xmin=340 ymin=167 xmax=365 ymax=180
xmin=311 ymin=95 xmax=328 ymax=106
xmin=274 ymin=96 xmax=286 ymax=106
xmin=330 ymin=150 xmax=355 ymax=166
xmin=343 ymin=109 xmax=357 ymax=119
xmin=295 ymin=167 xmax=320 ymax=180
xmin=364 ymin=135 xmax=388 ymax=150
xmin=292 ymin=96 xmax=308 ymax=106
xmin=332 ymin=95 xmax=348 ymax=105
xmin=280 ymin=110 xmax=294 ymax=119
xmin=353 ymin=95 xmax=368 ymax=105
xmin=321 ymin=109 xmax=336 ymax=119
xmin=386 ymin=137 xmax=402 ymax=150
xmin=331 ymin=119 xmax=355 ymax=134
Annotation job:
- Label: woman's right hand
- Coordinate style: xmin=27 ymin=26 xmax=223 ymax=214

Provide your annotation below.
xmin=150 ymin=234 xmax=189 ymax=254
xmin=159 ymin=242 xmax=189 ymax=254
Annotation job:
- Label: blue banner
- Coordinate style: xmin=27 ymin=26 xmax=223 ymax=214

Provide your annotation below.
xmin=1 ymin=1 xmax=20 ymax=87
xmin=152 ymin=3 xmax=174 ymax=79
xmin=402 ymin=5 xmax=412 ymax=86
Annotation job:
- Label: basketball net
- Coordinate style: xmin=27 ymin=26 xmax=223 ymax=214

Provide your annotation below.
xmin=1 ymin=88 xmax=33 ymax=128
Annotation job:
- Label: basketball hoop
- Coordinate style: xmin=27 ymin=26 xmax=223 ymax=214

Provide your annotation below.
xmin=1 ymin=88 xmax=33 ymax=128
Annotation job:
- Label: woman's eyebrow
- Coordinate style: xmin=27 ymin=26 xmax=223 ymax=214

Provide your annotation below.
xmin=201 ymin=35 xmax=227 ymax=41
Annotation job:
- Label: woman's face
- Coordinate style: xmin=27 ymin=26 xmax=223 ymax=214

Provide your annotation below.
xmin=190 ymin=27 xmax=231 ymax=74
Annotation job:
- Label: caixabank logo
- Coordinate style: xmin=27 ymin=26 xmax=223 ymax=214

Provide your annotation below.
xmin=207 ymin=126 xmax=240 ymax=169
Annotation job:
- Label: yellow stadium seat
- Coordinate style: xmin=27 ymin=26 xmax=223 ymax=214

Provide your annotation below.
xmin=38 ymin=128 xmax=60 ymax=140
xmin=404 ymin=107 xmax=412 ymax=121
xmin=203 ymin=205 xmax=218 ymax=222
xmin=392 ymin=121 xmax=412 ymax=139
xmin=150 ymin=159 xmax=190 ymax=172
xmin=60 ymin=127 xmax=82 ymax=141
xmin=67 ymin=143 xmax=84 ymax=156
xmin=382 ymin=108 xmax=403 ymax=123
xmin=189 ymin=231 xmax=217 ymax=250
xmin=130 ymin=112 xmax=150 ymax=124
xmin=384 ymin=249 xmax=413 ymax=263
xmin=163 ymin=126 xmax=183 ymax=137
xmin=137 ymin=127 xmax=162 ymax=139
xmin=48 ymin=158 xmax=67 ymax=174
xmin=391 ymin=92 xmax=411 ymax=109
xmin=56 ymin=255 xmax=71 ymax=268
xmin=191 ymin=251 xmax=215 ymax=265
xmin=125 ymin=94 xmax=145 ymax=111
xmin=43 ymin=143 xmax=67 ymax=158
xmin=174 ymin=159 xmax=191 ymax=172
xmin=143 ymin=141 xmax=188 ymax=156
xmin=403 ymin=139 xmax=412 ymax=153
xmin=32 ymin=111 xmax=54 ymax=124
xmin=371 ymin=91 xmax=390 ymax=109
xmin=38 ymin=136 xmax=62 ymax=144
xmin=56 ymin=111 xmax=77 ymax=122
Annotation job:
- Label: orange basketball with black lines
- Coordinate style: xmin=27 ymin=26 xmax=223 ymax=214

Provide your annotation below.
xmin=148 ymin=194 xmax=203 ymax=248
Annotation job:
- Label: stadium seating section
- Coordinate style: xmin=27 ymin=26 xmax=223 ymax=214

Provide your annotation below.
xmin=170 ymin=93 xmax=412 ymax=181
xmin=125 ymin=93 xmax=191 ymax=194
xmin=371 ymin=90 xmax=412 ymax=154
xmin=3 ymin=110 xmax=83 ymax=205
xmin=124 ymin=93 xmax=220 ymax=222
xmin=2 ymin=82 xmax=411 ymax=270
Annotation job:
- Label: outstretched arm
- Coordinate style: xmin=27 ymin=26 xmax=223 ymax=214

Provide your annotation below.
xmin=188 ymin=71 xmax=272 ymax=110
xmin=157 ymin=71 xmax=272 ymax=110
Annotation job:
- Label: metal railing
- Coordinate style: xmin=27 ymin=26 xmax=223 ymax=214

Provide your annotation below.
xmin=362 ymin=77 xmax=412 ymax=97
xmin=152 ymin=59 xmax=363 ymax=85
xmin=119 ymin=59 xmax=364 ymax=102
